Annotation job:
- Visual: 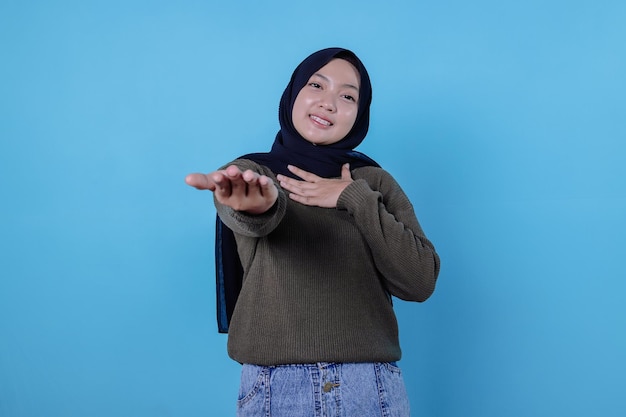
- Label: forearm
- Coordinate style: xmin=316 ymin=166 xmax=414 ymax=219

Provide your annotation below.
xmin=337 ymin=177 xmax=440 ymax=301
xmin=214 ymin=159 xmax=287 ymax=237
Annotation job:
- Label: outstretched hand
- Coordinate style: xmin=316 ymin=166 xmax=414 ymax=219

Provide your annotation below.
xmin=185 ymin=165 xmax=278 ymax=214
xmin=276 ymin=164 xmax=353 ymax=208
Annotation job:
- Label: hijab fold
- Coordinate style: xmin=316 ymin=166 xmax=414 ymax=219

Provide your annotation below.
xmin=216 ymin=48 xmax=379 ymax=333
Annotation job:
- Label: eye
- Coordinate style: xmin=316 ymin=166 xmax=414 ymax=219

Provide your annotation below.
xmin=308 ymin=82 xmax=322 ymax=89
xmin=342 ymin=94 xmax=356 ymax=102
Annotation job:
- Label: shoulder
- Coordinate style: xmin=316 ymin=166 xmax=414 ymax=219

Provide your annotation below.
xmin=351 ymin=166 xmax=414 ymax=207
xmin=352 ymin=165 xmax=388 ymax=178
xmin=352 ymin=166 xmax=400 ymax=189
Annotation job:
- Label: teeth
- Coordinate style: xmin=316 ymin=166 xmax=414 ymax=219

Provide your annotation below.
xmin=310 ymin=115 xmax=331 ymax=126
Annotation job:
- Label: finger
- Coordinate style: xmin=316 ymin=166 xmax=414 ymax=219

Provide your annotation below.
xmin=225 ymin=165 xmax=244 ymax=179
xmin=276 ymin=174 xmax=299 ymax=187
xmin=286 ymin=192 xmax=311 ymax=205
xmin=239 ymin=170 xmax=267 ymax=198
xmin=212 ymin=173 xmax=233 ymax=197
xmin=277 ymin=175 xmax=307 ymax=195
xmin=242 ymin=169 xmax=261 ymax=185
xmin=185 ymin=173 xmax=217 ymax=191
xmin=258 ymin=175 xmax=272 ymax=188
xmin=241 ymin=170 xmax=263 ymax=197
xmin=341 ymin=163 xmax=352 ymax=180
xmin=210 ymin=171 xmax=229 ymax=188
xmin=258 ymin=175 xmax=278 ymax=197
xmin=287 ymin=165 xmax=320 ymax=182
xmin=222 ymin=166 xmax=250 ymax=196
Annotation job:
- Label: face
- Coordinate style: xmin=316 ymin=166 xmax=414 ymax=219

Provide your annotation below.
xmin=291 ymin=58 xmax=360 ymax=145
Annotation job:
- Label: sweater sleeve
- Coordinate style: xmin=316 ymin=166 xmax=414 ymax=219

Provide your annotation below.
xmin=336 ymin=167 xmax=440 ymax=302
xmin=213 ymin=159 xmax=288 ymax=238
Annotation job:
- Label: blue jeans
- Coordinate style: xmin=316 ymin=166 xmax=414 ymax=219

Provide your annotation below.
xmin=237 ymin=362 xmax=410 ymax=417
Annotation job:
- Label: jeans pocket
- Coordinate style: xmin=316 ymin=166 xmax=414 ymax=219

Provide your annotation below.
xmin=237 ymin=365 xmax=267 ymax=407
xmin=383 ymin=361 xmax=403 ymax=375
xmin=376 ymin=363 xmax=410 ymax=417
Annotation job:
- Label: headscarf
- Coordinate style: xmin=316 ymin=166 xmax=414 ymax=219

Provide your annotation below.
xmin=216 ymin=48 xmax=380 ymax=333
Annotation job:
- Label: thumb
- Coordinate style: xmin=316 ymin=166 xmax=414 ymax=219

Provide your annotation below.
xmin=341 ymin=163 xmax=352 ymax=180
xmin=185 ymin=173 xmax=216 ymax=191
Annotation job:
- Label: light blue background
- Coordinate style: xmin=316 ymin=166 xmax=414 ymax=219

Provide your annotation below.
xmin=1 ymin=1 xmax=625 ymax=416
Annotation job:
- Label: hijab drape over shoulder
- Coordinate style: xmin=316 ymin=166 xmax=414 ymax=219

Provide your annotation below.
xmin=216 ymin=48 xmax=380 ymax=333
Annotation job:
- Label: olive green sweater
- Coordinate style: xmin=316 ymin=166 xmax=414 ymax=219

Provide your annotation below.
xmin=215 ymin=159 xmax=440 ymax=366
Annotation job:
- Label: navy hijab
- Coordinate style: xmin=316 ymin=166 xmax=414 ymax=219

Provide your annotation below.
xmin=216 ymin=48 xmax=379 ymax=333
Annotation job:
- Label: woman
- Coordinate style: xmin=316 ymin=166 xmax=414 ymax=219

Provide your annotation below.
xmin=186 ymin=47 xmax=440 ymax=417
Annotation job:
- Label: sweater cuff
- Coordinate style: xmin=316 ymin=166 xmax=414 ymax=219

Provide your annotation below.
xmin=231 ymin=197 xmax=280 ymax=225
xmin=337 ymin=179 xmax=374 ymax=212
xmin=215 ymin=189 xmax=287 ymax=237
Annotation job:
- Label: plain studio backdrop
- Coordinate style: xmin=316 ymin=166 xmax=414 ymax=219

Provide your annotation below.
xmin=1 ymin=1 xmax=624 ymax=416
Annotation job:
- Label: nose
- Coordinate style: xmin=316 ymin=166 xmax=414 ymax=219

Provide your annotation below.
xmin=319 ymin=93 xmax=336 ymax=112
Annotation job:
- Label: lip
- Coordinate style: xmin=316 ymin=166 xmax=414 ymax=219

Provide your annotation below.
xmin=309 ymin=114 xmax=333 ymax=127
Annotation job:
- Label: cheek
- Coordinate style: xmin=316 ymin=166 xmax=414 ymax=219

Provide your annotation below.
xmin=291 ymin=103 xmax=305 ymax=130
xmin=291 ymin=96 xmax=309 ymax=137
xmin=292 ymin=89 xmax=311 ymax=115
xmin=342 ymin=108 xmax=358 ymax=131
xmin=291 ymin=98 xmax=304 ymax=120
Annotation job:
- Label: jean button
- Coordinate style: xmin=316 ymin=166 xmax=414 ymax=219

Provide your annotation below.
xmin=323 ymin=382 xmax=339 ymax=392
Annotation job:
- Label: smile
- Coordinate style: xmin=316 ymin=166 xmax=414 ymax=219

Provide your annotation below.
xmin=309 ymin=115 xmax=333 ymax=126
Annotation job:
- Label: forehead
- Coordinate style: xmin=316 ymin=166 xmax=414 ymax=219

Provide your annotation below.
xmin=312 ymin=58 xmax=360 ymax=88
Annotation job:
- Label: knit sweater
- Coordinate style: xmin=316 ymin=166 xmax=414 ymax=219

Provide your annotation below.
xmin=215 ymin=159 xmax=440 ymax=366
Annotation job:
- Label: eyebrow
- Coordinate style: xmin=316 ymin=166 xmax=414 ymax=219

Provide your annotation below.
xmin=312 ymin=72 xmax=360 ymax=92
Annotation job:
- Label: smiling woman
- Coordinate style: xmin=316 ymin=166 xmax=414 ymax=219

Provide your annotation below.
xmin=185 ymin=47 xmax=440 ymax=417
xmin=291 ymin=58 xmax=360 ymax=145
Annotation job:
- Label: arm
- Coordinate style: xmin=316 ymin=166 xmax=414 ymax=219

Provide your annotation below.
xmin=337 ymin=168 xmax=440 ymax=302
xmin=186 ymin=159 xmax=287 ymax=237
